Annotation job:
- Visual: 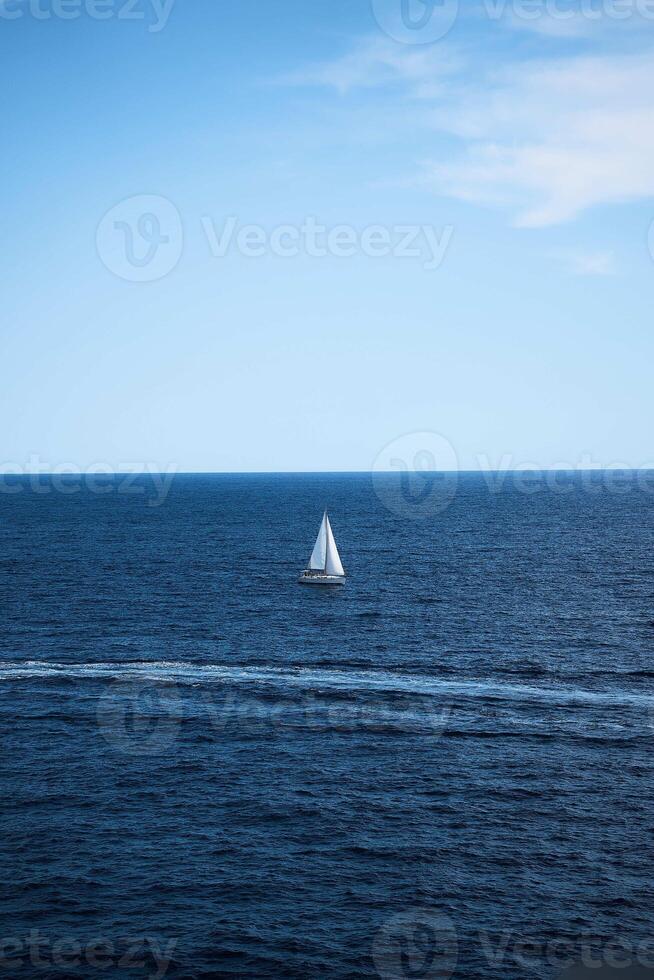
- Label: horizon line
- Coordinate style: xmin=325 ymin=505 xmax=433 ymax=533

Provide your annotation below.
xmin=2 ymin=468 xmax=654 ymax=476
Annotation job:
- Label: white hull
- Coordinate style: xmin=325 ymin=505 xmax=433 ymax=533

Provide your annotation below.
xmin=298 ymin=571 xmax=345 ymax=586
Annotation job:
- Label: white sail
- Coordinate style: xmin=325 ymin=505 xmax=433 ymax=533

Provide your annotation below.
xmin=300 ymin=511 xmax=346 ymax=584
xmin=308 ymin=514 xmax=328 ymax=570
xmin=307 ymin=512 xmax=345 ymax=576
xmin=324 ymin=513 xmax=345 ymax=577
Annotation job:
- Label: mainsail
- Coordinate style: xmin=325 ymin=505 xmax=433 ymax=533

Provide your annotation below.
xmin=308 ymin=512 xmax=344 ymax=576
xmin=324 ymin=514 xmax=345 ymax=576
xmin=309 ymin=514 xmax=327 ymax=570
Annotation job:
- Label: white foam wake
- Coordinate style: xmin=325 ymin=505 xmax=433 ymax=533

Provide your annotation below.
xmin=0 ymin=660 xmax=651 ymax=708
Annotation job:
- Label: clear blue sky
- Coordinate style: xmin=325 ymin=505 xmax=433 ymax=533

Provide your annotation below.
xmin=2 ymin=0 xmax=653 ymax=472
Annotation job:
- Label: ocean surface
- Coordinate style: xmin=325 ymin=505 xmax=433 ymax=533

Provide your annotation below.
xmin=1 ymin=472 xmax=653 ymax=979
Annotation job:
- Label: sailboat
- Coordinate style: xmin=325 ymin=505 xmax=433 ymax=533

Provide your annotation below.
xmin=298 ymin=511 xmax=346 ymax=586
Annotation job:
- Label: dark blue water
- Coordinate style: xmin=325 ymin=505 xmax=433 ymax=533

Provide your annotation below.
xmin=1 ymin=474 xmax=653 ymax=979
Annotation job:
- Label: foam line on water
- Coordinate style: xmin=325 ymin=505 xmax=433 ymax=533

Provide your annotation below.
xmin=1 ymin=660 xmax=652 ymax=708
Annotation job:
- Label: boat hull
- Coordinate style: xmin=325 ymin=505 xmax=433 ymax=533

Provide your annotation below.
xmin=298 ymin=572 xmax=345 ymax=586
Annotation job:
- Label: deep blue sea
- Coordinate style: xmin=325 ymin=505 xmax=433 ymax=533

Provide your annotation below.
xmin=1 ymin=473 xmax=653 ymax=979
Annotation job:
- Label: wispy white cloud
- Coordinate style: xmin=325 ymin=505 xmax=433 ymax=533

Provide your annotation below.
xmin=503 ymin=12 xmax=592 ymax=37
xmin=422 ymin=53 xmax=654 ymax=226
xmin=552 ymin=248 xmax=618 ymax=276
xmin=282 ymin=37 xmax=654 ymax=227
xmin=277 ymin=35 xmax=460 ymax=97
